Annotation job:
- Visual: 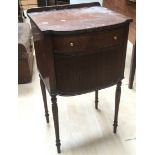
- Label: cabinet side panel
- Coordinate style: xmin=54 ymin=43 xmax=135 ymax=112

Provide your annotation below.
xmin=30 ymin=21 xmax=55 ymax=94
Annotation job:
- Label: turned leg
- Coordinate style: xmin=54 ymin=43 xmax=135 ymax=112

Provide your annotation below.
xmin=113 ymin=81 xmax=122 ymax=133
xmin=95 ymin=90 xmax=98 ymax=109
xmin=51 ymin=95 xmax=61 ymax=153
xmin=39 ymin=75 xmax=49 ymax=123
xmin=129 ymin=43 xmax=136 ymax=89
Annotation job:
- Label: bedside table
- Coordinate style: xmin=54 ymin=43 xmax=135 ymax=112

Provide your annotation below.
xmin=27 ymin=2 xmax=132 ymax=153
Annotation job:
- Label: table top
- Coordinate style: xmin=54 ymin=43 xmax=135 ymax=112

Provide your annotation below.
xmin=27 ymin=2 xmax=132 ymax=34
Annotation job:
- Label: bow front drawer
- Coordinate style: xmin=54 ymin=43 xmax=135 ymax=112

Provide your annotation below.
xmin=53 ymin=26 xmax=126 ymax=54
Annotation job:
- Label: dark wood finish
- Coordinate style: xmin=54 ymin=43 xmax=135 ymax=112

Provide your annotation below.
xmin=54 ymin=39 xmax=128 ymax=95
xmin=51 ymin=95 xmax=61 ymax=153
xmin=40 ymin=75 xmax=49 ymax=123
xmin=28 ymin=3 xmax=131 ymax=34
xmin=103 ymin=0 xmax=136 ymax=89
xmin=113 ymin=81 xmax=122 ymax=133
xmin=53 ymin=27 xmax=127 ymax=54
xmin=129 ymin=42 xmax=136 ymax=89
xmin=95 ymin=90 xmax=98 ymax=109
xmin=27 ymin=2 xmax=132 ymax=152
xmin=30 ymin=21 xmax=56 ymax=94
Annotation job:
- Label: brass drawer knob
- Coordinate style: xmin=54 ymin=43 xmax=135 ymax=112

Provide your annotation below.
xmin=113 ymin=36 xmax=118 ymax=40
xmin=70 ymin=42 xmax=74 ymax=47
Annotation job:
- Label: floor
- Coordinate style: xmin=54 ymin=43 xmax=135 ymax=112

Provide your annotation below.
xmin=18 ymin=1 xmax=136 ymax=155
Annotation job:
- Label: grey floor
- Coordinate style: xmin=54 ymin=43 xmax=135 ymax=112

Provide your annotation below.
xmin=18 ymin=1 xmax=136 ymax=154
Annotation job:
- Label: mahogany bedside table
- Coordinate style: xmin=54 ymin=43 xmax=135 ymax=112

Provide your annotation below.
xmin=27 ymin=2 xmax=132 ymax=153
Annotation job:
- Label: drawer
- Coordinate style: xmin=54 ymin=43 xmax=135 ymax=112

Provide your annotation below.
xmin=53 ymin=27 xmax=126 ymax=54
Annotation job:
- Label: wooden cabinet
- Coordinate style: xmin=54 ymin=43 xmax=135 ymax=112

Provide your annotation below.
xmin=27 ymin=2 xmax=132 ymax=153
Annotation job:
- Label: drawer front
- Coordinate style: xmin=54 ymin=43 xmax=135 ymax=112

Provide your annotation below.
xmin=53 ymin=26 xmax=126 ymax=54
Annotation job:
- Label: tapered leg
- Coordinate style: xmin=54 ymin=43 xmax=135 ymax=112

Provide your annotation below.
xmin=51 ymin=95 xmax=61 ymax=153
xmin=113 ymin=81 xmax=122 ymax=133
xmin=95 ymin=90 xmax=98 ymax=109
xmin=39 ymin=75 xmax=49 ymax=123
xmin=129 ymin=43 xmax=136 ymax=89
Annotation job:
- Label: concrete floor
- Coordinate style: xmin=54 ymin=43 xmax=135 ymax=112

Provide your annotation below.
xmin=18 ymin=1 xmax=136 ymax=154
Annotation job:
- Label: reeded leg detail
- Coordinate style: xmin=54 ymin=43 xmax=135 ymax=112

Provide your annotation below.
xmin=51 ymin=95 xmax=61 ymax=153
xmin=39 ymin=75 xmax=49 ymax=123
xmin=113 ymin=81 xmax=122 ymax=133
xmin=95 ymin=90 xmax=99 ymax=109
